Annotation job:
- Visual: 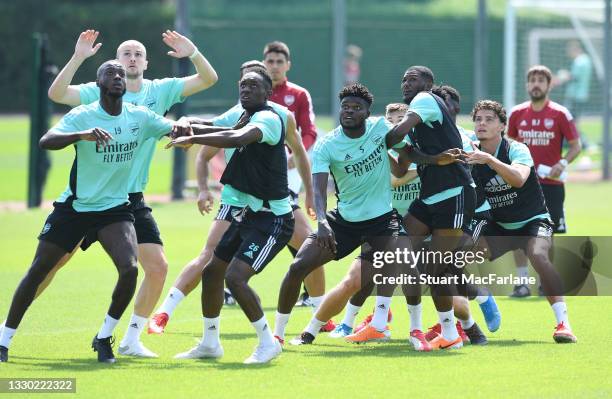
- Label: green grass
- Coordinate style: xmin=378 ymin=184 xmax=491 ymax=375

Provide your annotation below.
xmin=1 ymin=114 xmax=611 ymax=397
xmin=0 ymin=202 xmax=611 ymax=398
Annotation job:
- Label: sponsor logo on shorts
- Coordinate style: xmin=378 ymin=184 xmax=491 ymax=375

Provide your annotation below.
xmin=243 ymin=243 xmax=260 ymax=259
xmin=40 ymin=223 xmax=51 ymax=235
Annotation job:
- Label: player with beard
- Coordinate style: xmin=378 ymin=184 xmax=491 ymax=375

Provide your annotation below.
xmin=506 ymin=65 xmax=581 ymax=298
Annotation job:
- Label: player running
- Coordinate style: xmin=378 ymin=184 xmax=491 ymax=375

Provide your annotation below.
xmin=0 ymin=61 xmax=187 ymax=363
xmin=466 ymin=100 xmax=577 ymax=344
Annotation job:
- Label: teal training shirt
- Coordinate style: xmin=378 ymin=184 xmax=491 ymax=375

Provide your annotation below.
xmin=312 ymin=116 xmax=403 ymax=222
xmin=53 ymin=102 xmax=174 ymax=212
xmin=79 ymin=78 xmax=185 ymax=193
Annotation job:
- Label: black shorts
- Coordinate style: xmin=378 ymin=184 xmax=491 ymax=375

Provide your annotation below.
xmin=214 ymin=204 xmax=244 ymax=222
xmin=541 ymin=183 xmax=566 ymax=233
xmin=214 ymin=207 xmax=295 ymax=273
xmin=462 ymin=210 xmax=492 ymax=246
xmin=409 ymin=185 xmax=476 ymax=230
xmin=319 ymin=209 xmax=407 ymax=261
xmin=38 ymin=202 xmax=134 ymax=253
xmin=290 ymin=190 xmax=300 ymax=211
xmin=482 ymin=218 xmax=554 ymax=261
xmin=80 ymin=192 xmax=162 ymax=250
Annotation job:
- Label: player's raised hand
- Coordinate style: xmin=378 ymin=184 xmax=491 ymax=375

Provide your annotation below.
xmin=80 ymin=127 xmax=112 ymax=148
xmin=197 ymin=190 xmax=215 ymax=215
xmin=162 ymin=30 xmax=197 ymax=58
xmin=466 ymin=142 xmax=492 ymax=165
xmin=316 ymin=220 xmax=337 ymax=254
xmin=165 ymin=135 xmax=193 ymax=149
xmin=74 ymin=30 xmax=102 ymax=61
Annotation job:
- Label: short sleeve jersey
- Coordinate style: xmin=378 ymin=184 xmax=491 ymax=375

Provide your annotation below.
xmin=52 ymin=102 xmax=174 ymax=212
xmin=312 ymin=116 xmax=398 ymax=222
xmin=507 ymin=100 xmax=579 ymax=186
xmin=79 ymin=78 xmax=185 ymax=193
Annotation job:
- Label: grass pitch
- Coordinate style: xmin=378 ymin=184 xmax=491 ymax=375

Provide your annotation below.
xmin=0 ymin=115 xmax=611 ymax=398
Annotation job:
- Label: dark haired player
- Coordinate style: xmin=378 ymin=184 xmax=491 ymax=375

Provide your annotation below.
xmin=467 ymin=100 xmax=576 ymax=344
xmin=0 ymin=61 xmax=185 ymax=363
xmin=169 ymin=68 xmax=295 ymax=364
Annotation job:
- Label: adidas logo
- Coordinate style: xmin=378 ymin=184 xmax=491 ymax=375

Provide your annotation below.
xmin=130 ymin=323 xmax=139 ymax=329
xmin=378 ymin=304 xmax=386 ymax=309
xmin=520 ymin=120 xmax=527 ymax=127
xmin=244 ymin=250 xmax=254 ymax=259
xmin=344 ymin=154 xmax=352 ymax=161
xmin=170 ymin=293 xmax=174 ymax=298
xmin=443 ymin=318 xmax=451 ymax=323
xmin=208 ymin=325 xmax=217 ymax=330
xmin=263 ymin=324 xmax=268 ymax=331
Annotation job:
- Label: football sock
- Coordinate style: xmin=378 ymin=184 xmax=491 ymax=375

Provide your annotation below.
xmin=341 ymin=303 xmax=361 ymax=328
xmin=438 ymin=310 xmax=459 ymax=341
xmin=517 ymin=266 xmax=529 ymax=279
xmin=251 ymin=316 xmax=275 ymax=347
xmin=121 ymin=314 xmax=147 ymax=345
xmin=97 ymin=314 xmax=119 ymax=339
xmin=0 ymin=326 xmax=16 ymax=348
xmin=407 ymin=303 xmax=423 ymax=332
xmin=458 ymin=315 xmax=475 ymax=330
xmin=273 ymin=312 xmax=290 ymax=340
xmin=202 ymin=317 xmax=220 ymax=347
xmin=158 ymin=287 xmax=185 ymax=317
xmin=551 ymin=301 xmax=570 ymax=328
xmin=309 ymin=296 xmax=324 ymax=312
xmin=304 ymin=317 xmax=326 ymax=337
xmin=370 ymin=296 xmax=391 ymax=331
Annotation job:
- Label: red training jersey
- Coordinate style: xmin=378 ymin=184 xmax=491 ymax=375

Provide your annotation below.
xmin=269 ymin=78 xmax=317 ymax=151
xmin=507 ymin=100 xmax=579 ymax=186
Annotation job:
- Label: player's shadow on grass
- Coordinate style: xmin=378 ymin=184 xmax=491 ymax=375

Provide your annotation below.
xmin=484 ymin=339 xmax=545 ymax=347
xmin=289 ymin=340 xmax=464 ymax=358
xmin=8 ymin=356 xmax=143 ymax=371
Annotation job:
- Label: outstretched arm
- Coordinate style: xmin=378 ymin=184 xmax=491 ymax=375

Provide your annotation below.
xmin=39 ymin=128 xmax=112 ymax=150
xmin=48 ymin=30 xmax=102 ymax=106
xmin=166 ymin=126 xmax=263 ymax=149
xmin=162 ymin=30 xmax=218 ymax=97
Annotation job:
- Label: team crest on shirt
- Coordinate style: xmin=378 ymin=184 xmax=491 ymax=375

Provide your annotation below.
xmin=544 ymin=118 xmax=554 ymax=129
xmin=284 ymin=94 xmax=295 ymax=106
xmin=40 ymin=223 xmax=51 ymax=235
xmin=129 ymin=123 xmax=140 ymax=137
xmin=372 ymin=135 xmax=383 ymax=146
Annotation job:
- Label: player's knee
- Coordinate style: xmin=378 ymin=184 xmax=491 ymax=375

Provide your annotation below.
xmin=224 ymin=270 xmax=245 ymax=293
xmin=339 ymin=274 xmax=361 ymax=295
xmin=143 ymin=258 xmax=168 ymax=283
xmin=118 ymin=264 xmax=139 ymax=282
xmin=288 ymin=259 xmax=310 ymax=281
